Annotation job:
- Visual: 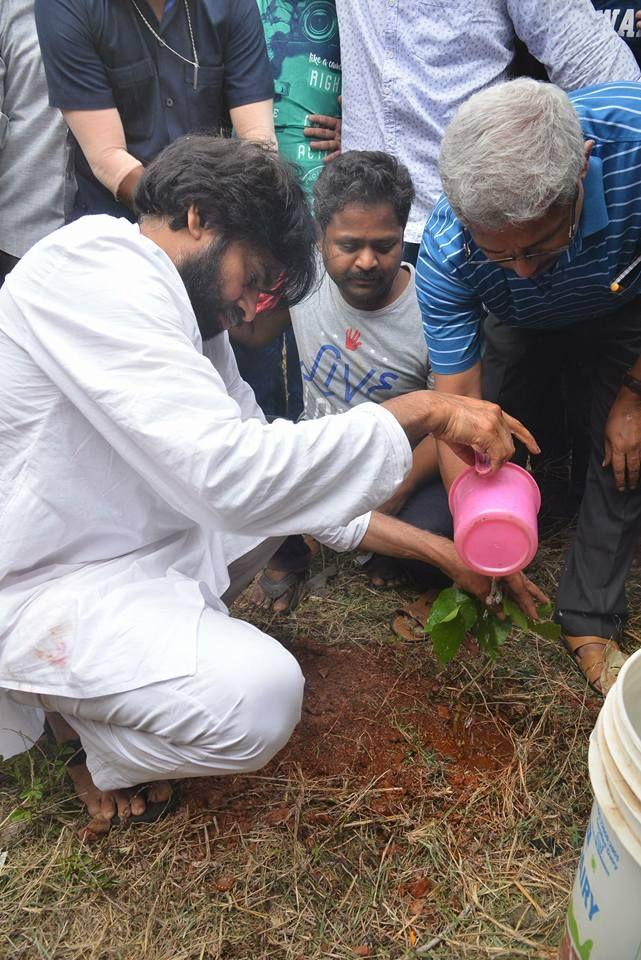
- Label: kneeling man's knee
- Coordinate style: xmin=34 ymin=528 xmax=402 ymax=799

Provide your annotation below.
xmin=199 ymin=636 xmax=304 ymax=773
xmin=244 ymin=646 xmax=304 ymax=768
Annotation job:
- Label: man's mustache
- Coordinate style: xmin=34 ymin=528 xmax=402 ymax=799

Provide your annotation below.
xmin=345 ymin=270 xmax=384 ymax=283
xmin=219 ymin=303 xmax=246 ymax=328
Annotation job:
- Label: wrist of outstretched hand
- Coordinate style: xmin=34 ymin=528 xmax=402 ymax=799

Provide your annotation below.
xmin=381 ymin=390 xmax=444 ymax=445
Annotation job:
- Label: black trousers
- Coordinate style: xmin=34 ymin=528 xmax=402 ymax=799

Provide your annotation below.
xmin=0 ymin=250 xmax=19 ymax=288
xmin=483 ymin=299 xmax=641 ymax=637
xmin=384 ymin=475 xmax=453 ymax=587
xmin=273 ymin=475 xmax=453 ymax=590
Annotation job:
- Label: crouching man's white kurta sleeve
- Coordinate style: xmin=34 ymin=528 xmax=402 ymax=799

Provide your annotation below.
xmin=0 ymin=216 xmax=411 ymax=739
xmin=2 ymin=218 xmax=410 ymax=540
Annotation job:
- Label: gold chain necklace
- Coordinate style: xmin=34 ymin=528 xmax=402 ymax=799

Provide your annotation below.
xmin=129 ymin=0 xmax=200 ymax=89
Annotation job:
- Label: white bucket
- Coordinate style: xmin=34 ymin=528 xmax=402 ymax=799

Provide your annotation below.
xmin=559 ymin=649 xmax=641 ymax=959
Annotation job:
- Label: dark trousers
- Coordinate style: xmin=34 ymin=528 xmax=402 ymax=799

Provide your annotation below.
xmin=483 ymin=300 xmax=641 ymax=637
xmin=389 ymin=474 xmax=453 ymax=587
xmin=272 ymin=475 xmax=453 ymax=590
xmin=231 ymin=330 xmax=303 ymax=422
xmin=482 ymin=313 xmax=590 ymax=494
xmin=0 ymin=250 xmax=19 ymax=288
xmin=231 ymin=336 xmax=287 ymax=421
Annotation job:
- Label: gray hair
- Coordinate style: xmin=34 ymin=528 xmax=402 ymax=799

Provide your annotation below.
xmin=439 ymin=79 xmax=585 ymax=229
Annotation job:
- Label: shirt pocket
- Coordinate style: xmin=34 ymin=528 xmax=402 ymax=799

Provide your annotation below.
xmin=184 ymin=63 xmax=225 ymax=132
xmin=411 ymin=0 xmax=505 ymax=62
xmin=105 ymin=58 xmax=156 ymax=142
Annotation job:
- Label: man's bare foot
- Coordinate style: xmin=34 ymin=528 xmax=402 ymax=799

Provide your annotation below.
xmin=250 ymin=566 xmax=306 ymax=614
xmin=65 ymin=763 xmax=172 ymax=821
xmin=369 ymin=572 xmax=407 ymax=588
xmin=45 ymin=712 xmax=172 ymax=824
xmin=363 ymin=554 xmax=408 ymax=590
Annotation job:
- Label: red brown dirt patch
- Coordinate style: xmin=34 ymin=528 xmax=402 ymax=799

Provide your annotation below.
xmin=183 ymin=637 xmax=514 ymax=831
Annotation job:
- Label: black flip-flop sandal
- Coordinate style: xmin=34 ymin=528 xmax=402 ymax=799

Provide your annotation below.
xmin=112 ymin=785 xmax=179 ymax=826
xmin=46 ymin=725 xmax=178 ymax=826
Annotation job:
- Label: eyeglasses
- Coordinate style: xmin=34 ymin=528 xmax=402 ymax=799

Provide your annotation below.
xmin=463 ymin=197 xmax=577 ymax=266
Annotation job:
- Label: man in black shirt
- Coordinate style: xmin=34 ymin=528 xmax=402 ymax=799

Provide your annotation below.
xmin=35 ymin=0 xmax=275 ymax=220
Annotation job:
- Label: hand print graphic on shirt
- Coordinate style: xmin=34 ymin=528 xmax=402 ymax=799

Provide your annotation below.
xmin=345 ymin=327 xmax=362 ymax=350
xmin=289 ymin=262 xmax=429 ymax=417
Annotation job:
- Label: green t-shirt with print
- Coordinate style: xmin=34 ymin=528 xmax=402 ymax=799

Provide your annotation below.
xmin=257 ymin=1 xmax=341 ymax=196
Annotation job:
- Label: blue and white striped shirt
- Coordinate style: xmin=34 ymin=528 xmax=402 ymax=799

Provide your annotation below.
xmin=416 ymin=82 xmax=641 ymax=375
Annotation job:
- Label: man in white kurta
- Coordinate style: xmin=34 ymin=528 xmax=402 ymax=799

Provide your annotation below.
xmin=0 ymin=135 xmax=538 ymax=824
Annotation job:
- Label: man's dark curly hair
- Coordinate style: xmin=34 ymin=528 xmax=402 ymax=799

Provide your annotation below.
xmin=134 ymin=135 xmax=317 ymax=306
xmin=313 ymin=150 xmax=415 ymax=233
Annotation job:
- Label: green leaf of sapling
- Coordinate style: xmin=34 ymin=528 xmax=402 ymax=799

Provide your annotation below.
xmin=427 ymin=586 xmax=480 ymax=632
xmin=477 ymin=616 xmax=497 ymax=659
xmin=477 ymin=613 xmax=511 ymax=659
xmin=426 ymin=587 xmax=463 ymax=630
xmin=493 ymin=617 xmax=511 ymax=646
xmin=536 ymin=601 xmax=554 ymax=619
xmin=439 ymin=607 xmax=461 ymax=623
xmin=430 ymin=613 xmax=467 ymax=666
xmin=528 ymin=619 xmax=562 ymax=640
xmin=502 ymin=596 xmax=528 ymax=630
xmin=457 ymin=595 xmax=480 ymax=632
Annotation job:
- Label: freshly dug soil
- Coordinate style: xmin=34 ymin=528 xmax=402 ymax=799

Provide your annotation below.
xmin=183 ymin=636 xmax=513 ymax=831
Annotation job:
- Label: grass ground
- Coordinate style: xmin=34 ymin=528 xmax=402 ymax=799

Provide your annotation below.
xmin=2 ymin=533 xmax=639 ymax=960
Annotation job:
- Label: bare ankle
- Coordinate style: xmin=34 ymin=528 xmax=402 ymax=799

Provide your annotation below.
xmin=45 ymin=711 xmax=79 ymax=743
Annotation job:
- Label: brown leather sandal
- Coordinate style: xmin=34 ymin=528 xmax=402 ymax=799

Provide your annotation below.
xmin=391 ymin=590 xmax=438 ymax=642
xmin=562 ymin=634 xmax=627 ymax=696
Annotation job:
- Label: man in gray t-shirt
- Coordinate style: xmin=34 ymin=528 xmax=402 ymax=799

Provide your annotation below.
xmin=290 ymin=253 xmax=429 ymax=420
xmin=231 ymin=151 xmax=450 ymax=612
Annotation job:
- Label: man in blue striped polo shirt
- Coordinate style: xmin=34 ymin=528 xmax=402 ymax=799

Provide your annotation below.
xmin=416 ymin=79 xmax=641 ymax=694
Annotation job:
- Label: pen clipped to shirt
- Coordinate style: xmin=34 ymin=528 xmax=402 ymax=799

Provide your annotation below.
xmin=610 ymin=252 xmax=641 ymax=293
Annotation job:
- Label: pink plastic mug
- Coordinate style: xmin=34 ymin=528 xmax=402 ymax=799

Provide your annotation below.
xmin=448 ymin=463 xmax=541 ymax=576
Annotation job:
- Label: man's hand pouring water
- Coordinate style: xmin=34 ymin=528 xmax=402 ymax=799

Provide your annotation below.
xmin=438 ymin=542 xmax=549 ymax=620
xmin=380 ymin=390 xmax=546 ymax=620
xmin=382 ymin=390 xmax=540 ymax=473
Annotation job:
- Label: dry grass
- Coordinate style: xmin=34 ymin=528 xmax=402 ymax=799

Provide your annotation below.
xmin=2 ymin=533 xmax=638 ymax=960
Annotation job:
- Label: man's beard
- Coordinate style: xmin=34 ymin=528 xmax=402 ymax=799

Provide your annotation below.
xmin=177 ymin=239 xmax=245 ymax=341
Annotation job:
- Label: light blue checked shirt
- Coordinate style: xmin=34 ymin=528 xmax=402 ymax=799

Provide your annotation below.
xmin=335 ymin=0 xmax=640 ymax=244
xmin=416 ymin=82 xmax=641 ymax=375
